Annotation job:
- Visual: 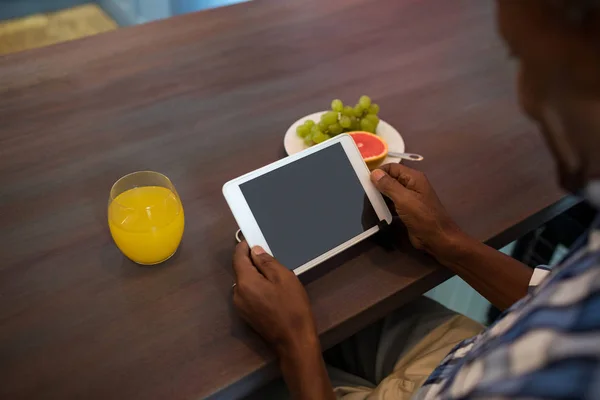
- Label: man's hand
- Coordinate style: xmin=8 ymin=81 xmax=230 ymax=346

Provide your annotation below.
xmin=232 ymin=242 xmax=317 ymax=352
xmin=232 ymin=242 xmax=335 ymax=400
xmin=371 ymin=163 xmax=463 ymax=261
xmin=371 ymin=163 xmax=532 ymax=310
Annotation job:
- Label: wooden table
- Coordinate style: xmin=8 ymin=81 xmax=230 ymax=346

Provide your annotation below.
xmin=0 ymin=0 xmax=572 ymax=398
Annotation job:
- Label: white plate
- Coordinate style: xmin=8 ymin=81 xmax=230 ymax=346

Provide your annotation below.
xmin=284 ymin=111 xmax=405 ymax=164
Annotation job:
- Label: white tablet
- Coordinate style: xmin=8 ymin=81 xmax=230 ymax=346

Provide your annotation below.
xmin=222 ymin=134 xmax=393 ymax=275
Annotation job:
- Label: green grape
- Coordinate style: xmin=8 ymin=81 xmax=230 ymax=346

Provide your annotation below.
xmin=296 ymin=125 xmax=310 ymax=138
xmin=368 ymin=103 xmax=380 ymax=115
xmin=331 ymin=99 xmax=344 ymax=112
xmin=304 ymin=120 xmax=315 ymax=128
xmin=321 ymin=111 xmax=338 ymax=126
xmin=313 ymin=131 xmax=331 ymax=144
xmin=342 ymin=106 xmax=355 ymax=117
xmin=359 ymin=95 xmax=372 ymax=109
xmin=340 ymin=116 xmax=352 ymax=129
xmin=360 ymin=118 xmax=375 ymax=133
xmin=318 ymin=121 xmax=328 ymax=131
xmin=349 ymin=117 xmax=359 ymax=131
xmin=354 ymin=104 xmax=364 ymax=116
xmin=329 ymin=123 xmax=343 ymax=135
xmin=303 ymin=131 xmax=314 ymax=146
xmin=365 ymin=114 xmax=380 ymax=126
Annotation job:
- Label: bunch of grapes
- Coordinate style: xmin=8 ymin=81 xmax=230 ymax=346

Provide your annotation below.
xmin=296 ymin=95 xmax=381 ymax=146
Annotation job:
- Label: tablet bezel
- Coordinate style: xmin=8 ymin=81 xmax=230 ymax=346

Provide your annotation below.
xmin=222 ymin=134 xmax=393 ymax=275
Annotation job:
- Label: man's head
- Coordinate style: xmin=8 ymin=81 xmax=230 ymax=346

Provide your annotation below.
xmin=496 ymin=0 xmax=600 ymax=193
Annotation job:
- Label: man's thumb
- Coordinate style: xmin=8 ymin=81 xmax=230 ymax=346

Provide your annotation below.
xmin=370 ymin=169 xmax=407 ymax=203
xmin=250 ymin=246 xmax=281 ymax=280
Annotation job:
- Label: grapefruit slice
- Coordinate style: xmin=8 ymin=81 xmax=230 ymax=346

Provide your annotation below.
xmin=348 ymin=131 xmax=388 ymax=170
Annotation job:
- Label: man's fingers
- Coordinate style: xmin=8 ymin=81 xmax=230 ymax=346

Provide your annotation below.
xmin=250 ymin=246 xmax=285 ymax=282
xmin=371 ymin=168 xmax=411 ymax=205
xmin=378 ymin=163 xmax=424 ymax=191
xmin=233 ymin=241 xmax=261 ymax=283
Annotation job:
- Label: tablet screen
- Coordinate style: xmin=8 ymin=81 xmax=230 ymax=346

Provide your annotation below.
xmin=240 ymin=143 xmax=379 ymax=270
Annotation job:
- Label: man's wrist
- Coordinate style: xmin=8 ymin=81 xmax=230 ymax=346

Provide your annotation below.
xmin=431 ymin=228 xmax=476 ymax=266
xmin=276 ymin=329 xmax=320 ymax=360
xmin=276 ymin=329 xmax=335 ymax=400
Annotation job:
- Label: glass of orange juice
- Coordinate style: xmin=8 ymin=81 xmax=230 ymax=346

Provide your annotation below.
xmin=108 ymin=171 xmax=185 ymax=265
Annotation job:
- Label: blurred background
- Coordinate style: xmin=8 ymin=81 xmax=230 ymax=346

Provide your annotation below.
xmin=0 ymin=0 xmax=249 ymax=55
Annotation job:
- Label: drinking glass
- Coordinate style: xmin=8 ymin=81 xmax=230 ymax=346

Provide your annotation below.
xmin=108 ymin=171 xmax=185 ymax=265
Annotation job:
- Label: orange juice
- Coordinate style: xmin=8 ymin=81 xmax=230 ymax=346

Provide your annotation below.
xmin=108 ymin=186 xmax=184 ymax=265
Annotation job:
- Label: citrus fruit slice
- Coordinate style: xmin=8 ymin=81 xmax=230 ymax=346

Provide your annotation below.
xmin=348 ymin=131 xmax=388 ymax=170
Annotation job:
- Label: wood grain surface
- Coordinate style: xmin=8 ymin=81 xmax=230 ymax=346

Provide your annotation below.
xmin=0 ymin=0 xmax=568 ymax=398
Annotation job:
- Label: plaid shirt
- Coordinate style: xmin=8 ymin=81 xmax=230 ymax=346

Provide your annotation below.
xmin=414 ymin=229 xmax=600 ymax=400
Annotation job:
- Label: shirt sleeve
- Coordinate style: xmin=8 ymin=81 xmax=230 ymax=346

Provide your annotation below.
xmin=528 ymin=266 xmax=551 ymax=292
